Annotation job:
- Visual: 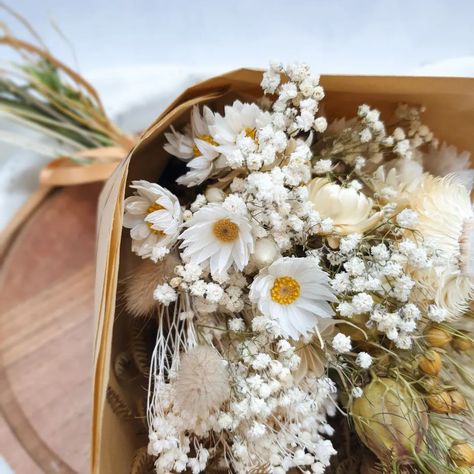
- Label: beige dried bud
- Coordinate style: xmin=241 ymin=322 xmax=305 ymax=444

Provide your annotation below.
xmin=174 ymin=346 xmax=230 ymax=416
xmin=418 ymin=349 xmax=442 ymax=376
xmin=351 ymin=377 xmax=428 ymax=463
xmin=425 ymin=327 xmax=452 ymax=348
xmin=124 ymin=253 xmax=179 ymax=317
xmin=450 ymin=442 xmax=474 ymax=468
xmin=427 ymin=390 xmax=467 ymax=414
xmin=452 ymin=332 xmax=473 ymax=352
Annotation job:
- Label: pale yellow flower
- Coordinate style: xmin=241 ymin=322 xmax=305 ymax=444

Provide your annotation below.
xmin=410 ymin=175 xmax=474 ymax=319
xmin=308 ymin=178 xmax=382 ymax=235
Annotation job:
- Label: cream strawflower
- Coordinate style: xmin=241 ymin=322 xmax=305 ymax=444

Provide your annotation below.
xmin=292 ymin=320 xmax=335 ymax=383
xmin=308 ymin=178 xmax=382 ymax=235
xmin=410 ymin=175 xmax=474 ymax=318
xmin=179 ymin=203 xmax=254 ymax=277
xmin=372 ymin=159 xmax=424 ymax=206
xmin=249 ymin=257 xmax=337 ymax=340
xmin=123 ymin=180 xmax=182 ymax=261
xmin=423 ymin=142 xmax=471 ymax=177
xmin=209 ymin=100 xmax=270 ymax=163
xmin=164 ymin=105 xmax=220 ymax=186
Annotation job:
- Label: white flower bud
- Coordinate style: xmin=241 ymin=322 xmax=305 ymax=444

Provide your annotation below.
xmin=253 ymin=238 xmax=279 ymax=268
xmin=205 ymin=187 xmax=225 ymax=203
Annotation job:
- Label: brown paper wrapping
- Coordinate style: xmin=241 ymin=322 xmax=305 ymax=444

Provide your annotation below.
xmin=92 ymin=68 xmax=474 ymax=473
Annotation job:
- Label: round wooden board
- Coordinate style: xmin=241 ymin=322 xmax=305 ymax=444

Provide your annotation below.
xmin=0 ymin=183 xmax=102 ymax=474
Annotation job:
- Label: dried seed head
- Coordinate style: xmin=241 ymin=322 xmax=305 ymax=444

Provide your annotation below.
xmin=452 ymin=332 xmax=473 ymax=352
xmin=124 ymin=253 xmax=179 ymax=317
xmin=174 ymin=346 xmax=230 ymax=416
xmin=450 ymin=442 xmax=474 ymax=468
xmin=418 ymin=349 xmax=442 ymax=376
xmin=425 ymin=327 xmax=452 ymax=348
xmin=351 ymin=376 xmax=428 ymax=463
xmin=427 ymin=390 xmax=467 ymax=414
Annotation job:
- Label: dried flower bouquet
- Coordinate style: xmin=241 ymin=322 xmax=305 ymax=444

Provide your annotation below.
xmin=116 ymin=63 xmax=474 ymax=474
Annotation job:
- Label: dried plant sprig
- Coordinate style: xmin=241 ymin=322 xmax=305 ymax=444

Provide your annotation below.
xmin=0 ymin=6 xmax=133 ymax=164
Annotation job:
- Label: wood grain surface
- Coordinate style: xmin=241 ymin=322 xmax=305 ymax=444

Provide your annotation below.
xmin=0 ymin=183 xmax=102 ymax=474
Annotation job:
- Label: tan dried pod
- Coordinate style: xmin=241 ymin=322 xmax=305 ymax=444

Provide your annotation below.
xmin=426 ymin=391 xmax=452 ymax=413
xmin=418 ymin=349 xmax=442 ymax=376
xmin=351 ymin=376 xmax=428 ymax=464
xmin=452 ymin=332 xmax=473 ymax=352
xmin=425 ymin=327 xmax=452 ymax=348
xmin=427 ymin=390 xmax=467 ymax=414
xmin=449 ymin=442 xmax=474 ymax=468
xmin=448 ymin=390 xmax=467 ymax=413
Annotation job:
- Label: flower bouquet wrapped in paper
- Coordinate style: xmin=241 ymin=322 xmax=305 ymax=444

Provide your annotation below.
xmin=93 ymin=64 xmax=474 ymax=474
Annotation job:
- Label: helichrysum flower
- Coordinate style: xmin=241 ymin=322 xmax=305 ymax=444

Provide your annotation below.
xmin=423 ymin=142 xmax=471 ymax=177
xmin=209 ymin=100 xmax=271 ymax=166
xmin=174 ymin=345 xmax=230 ymax=415
xmin=249 ymin=257 xmax=336 ymax=340
xmin=410 ymin=175 xmax=474 ymax=318
xmin=179 ymin=203 xmax=254 ymax=277
xmin=308 ymin=178 xmax=382 ymax=235
xmin=123 ymin=180 xmax=182 ymax=261
xmin=164 ymin=105 xmax=221 ymax=187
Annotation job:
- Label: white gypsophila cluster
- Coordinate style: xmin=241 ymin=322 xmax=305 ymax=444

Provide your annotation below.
xmin=223 ymin=318 xmax=337 ymax=473
xmin=120 ymin=61 xmax=474 ymax=474
xmin=330 ymin=224 xmax=435 ymax=349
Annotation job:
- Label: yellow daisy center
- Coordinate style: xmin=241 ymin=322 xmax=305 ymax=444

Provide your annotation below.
xmin=192 ymin=134 xmax=218 ymax=157
xmin=245 ymin=127 xmax=258 ymax=143
xmin=146 ymin=203 xmax=165 ymax=235
xmin=271 ymin=276 xmax=301 ymax=305
xmin=212 ymin=218 xmax=239 ymax=242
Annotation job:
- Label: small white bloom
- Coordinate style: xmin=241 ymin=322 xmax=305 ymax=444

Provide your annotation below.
xmin=396 ymin=209 xmax=418 ymax=228
xmin=371 ymin=243 xmax=390 ymax=262
xmin=359 ymin=128 xmax=372 ymax=143
xmin=206 ymin=282 xmax=224 ymax=303
xmin=352 ymin=293 xmax=374 ymax=314
xmin=427 ymin=305 xmax=449 ymax=323
xmin=228 ymin=318 xmax=245 ymax=331
xmin=352 ymin=387 xmax=363 ymax=398
xmin=356 ymin=352 xmax=373 ymax=369
xmin=153 ymin=283 xmax=177 ymax=306
xmin=314 ymin=116 xmax=328 ymax=133
xmin=313 ymin=159 xmax=332 ymax=175
xmin=332 ymin=333 xmax=352 ymax=353
xmin=339 ymin=234 xmax=361 ymax=254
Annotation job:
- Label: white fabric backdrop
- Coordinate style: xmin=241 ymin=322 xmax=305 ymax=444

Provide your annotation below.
xmin=2 ymin=0 xmax=474 ymax=229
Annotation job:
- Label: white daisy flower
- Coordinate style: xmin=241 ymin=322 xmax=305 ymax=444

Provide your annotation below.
xmin=123 ymin=180 xmax=182 ymax=261
xmin=209 ymin=100 xmax=271 ymax=161
xmin=249 ymin=257 xmax=337 ymax=340
xmin=179 ymin=203 xmax=254 ymax=277
xmin=164 ymin=106 xmax=221 ymax=186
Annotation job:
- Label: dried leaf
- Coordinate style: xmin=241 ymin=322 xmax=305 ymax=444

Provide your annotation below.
xmin=105 ymin=386 xmax=134 ymax=422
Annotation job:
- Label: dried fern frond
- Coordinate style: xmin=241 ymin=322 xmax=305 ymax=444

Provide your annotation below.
xmin=105 ymin=386 xmax=134 ymax=422
xmin=131 ymin=447 xmax=155 ymax=474
xmin=113 ymin=351 xmax=134 ymax=382
xmin=130 ymin=319 xmax=151 ymax=377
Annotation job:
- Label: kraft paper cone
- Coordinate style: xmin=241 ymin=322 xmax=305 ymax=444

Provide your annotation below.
xmin=92 ymin=68 xmax=474 ymax=474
